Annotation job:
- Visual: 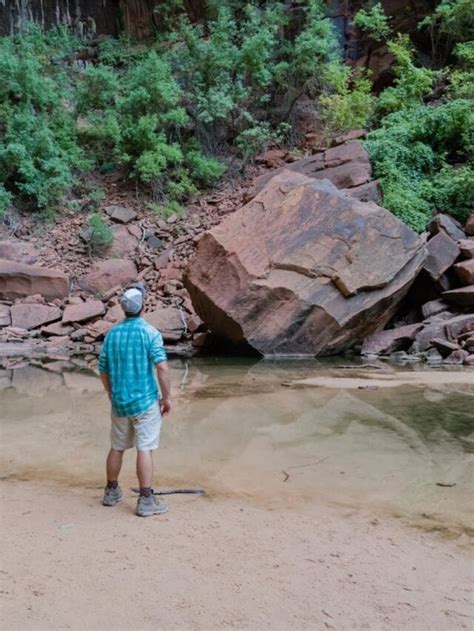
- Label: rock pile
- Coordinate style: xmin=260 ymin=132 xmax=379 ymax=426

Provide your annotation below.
xmin=360 ymin=213 xmax=474 ymax=366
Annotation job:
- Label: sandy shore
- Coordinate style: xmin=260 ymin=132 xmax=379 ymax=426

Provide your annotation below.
xmin=1 ymin=481 xmax=472 ymax=630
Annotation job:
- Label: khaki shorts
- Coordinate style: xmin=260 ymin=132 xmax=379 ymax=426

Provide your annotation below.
xmin=110 ymin=401 xmax=162 ymax=451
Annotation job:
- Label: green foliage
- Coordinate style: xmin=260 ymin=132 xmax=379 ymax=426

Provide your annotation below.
xmin=147 ymin=200 xmax=184 ymax=219
xmin=0 ymin=186 xmax=12 ymax=216
xmin=88 ymin=213 xmax=113 ymax=254
xmin=449 ymin=41 xmax=474 ymax=98
xmin=320 ymin=66 xmax=374 ymax=136
xmin=353 ymin=3 xmax=391 ymax=41
xmin=365 ymin=99 xmax=473 ymax=230
xmin=375 ymin=35 xmax=438 ymax=117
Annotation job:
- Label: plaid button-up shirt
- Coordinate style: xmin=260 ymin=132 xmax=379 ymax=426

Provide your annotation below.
xmin=98 ymin=316 xmax=167 ymax=417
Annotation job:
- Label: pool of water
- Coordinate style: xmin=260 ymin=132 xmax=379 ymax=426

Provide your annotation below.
xmin=1 ymin=358 xmax=473 ymax=535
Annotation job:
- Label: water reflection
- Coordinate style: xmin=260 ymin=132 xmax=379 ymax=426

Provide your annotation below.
xmin=0 ymin=359 xmax=473 ymax=532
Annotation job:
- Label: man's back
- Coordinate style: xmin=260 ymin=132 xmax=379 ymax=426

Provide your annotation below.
xmin=98 ymin=316 xmax=166 ymax=417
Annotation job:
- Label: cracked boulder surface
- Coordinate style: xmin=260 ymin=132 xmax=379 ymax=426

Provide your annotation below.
xmin=185 ymin=171 xmax=426 ymax=356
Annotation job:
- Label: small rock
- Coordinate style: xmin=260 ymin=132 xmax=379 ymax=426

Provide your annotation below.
xmin=62 ymin=300 xmax=106 ymax=324
xmin=144 ymin=306 xmax=184 ymax=342
xmin=421 ymin=299 xmax=450 ymax=319
xmin=78 ymin=259 xmax=137 ymax=295
xmin=87 ymin=319 xmax=114 ymax=339
xmin=458 ymin=239 xmax=474 ymax=259
xmin=146 ymin=235 xmax=164 ymax=249
xmin=104 ymin=205 xmax=137 ymax=224
xmin=10 ymin=303 xmax=62 ymax=330
xmin=41 ymin=322 xmax=74 ymax=337
xmin=361 ymin=323 xmax=422 ymax=355
xmin=186 ymin=314 xmax=204 ymax=334
xmin=465 ymin=213 xmax=474 ymax=236
xmin=153 ymin=249 xmax=173 ymax=270
xmin=167 ymin=214 xmax=178 ymax=224
xmin=70 ymin=328 xmax=88 ymax=341
xmin=0 ymin=305 xmax=11 ymax=327
xmin=453 ymin=259 xmax=474 ymax=286
xmin=428 ymin=214 xmax=465 ymax=242
xmin=431 ymin=337 xmax=460 ymax=357
xmin=423 ymin=232 xmax=460 ymax=281
xmin=67 ymin=297 xmax=84 ymax=305
xmin=105 ymin=304 xmax=124 ymax=323
xmin=444 ymin=349 xmax=469 ymax=364
xmin=442 ymin=285 xmax=474 ymax=307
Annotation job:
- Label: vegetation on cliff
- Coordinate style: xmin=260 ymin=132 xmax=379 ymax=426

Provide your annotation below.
xmin=0 ymin=0 xmax=472 ymax=231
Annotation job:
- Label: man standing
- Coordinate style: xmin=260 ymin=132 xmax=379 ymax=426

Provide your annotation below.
xmin=98 ymin=283 xmax=171 ymax=517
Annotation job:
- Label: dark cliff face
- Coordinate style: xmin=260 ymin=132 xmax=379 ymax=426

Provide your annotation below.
xmin=0 ymin=0 xmax=120 ymax=38
xmin=0 ymin=0 xmax=436 ymax=85
xmin=328 ymin=0 xmax=438 ymax=90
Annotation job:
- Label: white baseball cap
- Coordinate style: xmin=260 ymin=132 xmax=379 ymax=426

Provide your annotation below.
xmin=120 ymin=284 xmax=145 ymax=315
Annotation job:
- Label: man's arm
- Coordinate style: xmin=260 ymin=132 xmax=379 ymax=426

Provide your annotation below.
xmin=156 ymin=361 xmax=171 ymax=415
xmin=100 ymin=372 xmax=112 ymax=400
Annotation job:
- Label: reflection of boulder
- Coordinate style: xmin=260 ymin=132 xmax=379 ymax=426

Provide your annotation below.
xmin=12 ymin=366 xmax=64 ymax=395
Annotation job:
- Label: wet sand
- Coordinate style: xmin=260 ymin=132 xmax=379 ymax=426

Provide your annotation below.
xmin=1 ymin=359 xmax=473 ymax=629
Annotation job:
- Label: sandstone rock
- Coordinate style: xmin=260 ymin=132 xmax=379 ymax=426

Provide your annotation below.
xmin=0 ymin=260 xmax=69 ymax=300
xmin=465 ymin=213 xmax=474 ymax=236
xmin=87 ymin=319 xmax=114 ymax=339
xmin=444 ymin=349 xmax=469 ymax=364
xmin=444 ymin=314 xmax=474 ymax=341
xmin=332 ymin=129 xmax=366 ymax=145
xmin=105 ymin=304 xmax=124 ymax=323
xmin=22 ymin=293 xmax=45 ymax=304
xmin=422 ymin=232 xmax=460 ymax=281
xmin=10 ymin=303 xmax=61 ymax=330
xmin=187 ymin=314 xmax=204 ymax=334
xmin=361 ymin=323 xmax=422 ymax=355
xmin=0 ymin=240 xmax=38 ymax=264
xmin=453 ymin=259 xmax=474 ymax=286
xmin=462 ymin=336 xmax=474 ymax=352
xmin=464 ymin=354 xmax=474 ymax=365
xmin=104 ymin=205 xmax=137 ymax=224
xmin=421 ymin=299 xmax=450 ymax=319
xmin=0 ymin=305 xmax=11 ymax=327
xmin=185 ymin=172 xmax=426 ymax=356
xmin=70 ymin=328 xmax=88 ymax=341
xmin=431 ymin=337 xmax=460 ymax=357
xmin=146 ymin=235 xmax=164 ymax=249
xmin=108 ymin=225 xmax=138 ymax=257
xmin=343 ymin=180 xmax=381 ymax=204
xmin=62 ymin=300 xmax=105 ymax=324
xmin=410 ymin=321 xmax=447 ymax=353
xmin=458 ymin=239 xmax=474 ymax=259
xmin=144 ymin=307 xmax=184 ymax=342
xmin=153 ymin=249 xmax=174 ymax=270
xmin=248 ymin=141 xmax=372 ymax=200
xmin=442 ymin=285 xmax=474 ymax=307
xmin=41 ymin=322 xmax=74 ymax=336
xmin=78 ymin=259 xmax=137 ymax=295
xmin=428 ymin=214 xmax=465 ymax=242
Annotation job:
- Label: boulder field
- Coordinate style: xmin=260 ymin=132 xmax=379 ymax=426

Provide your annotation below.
xmin=0 ymin=134 xmax=472 ymax=366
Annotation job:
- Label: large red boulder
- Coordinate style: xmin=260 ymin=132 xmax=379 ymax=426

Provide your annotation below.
xmin=185 ymin=171 xmax=426 ymax=356
xmin=0 ymin=260 xmax=69 ymax=300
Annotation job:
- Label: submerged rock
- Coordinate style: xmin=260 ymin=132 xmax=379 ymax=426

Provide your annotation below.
xmin=185 ymin=171 xmax=426 ymax=356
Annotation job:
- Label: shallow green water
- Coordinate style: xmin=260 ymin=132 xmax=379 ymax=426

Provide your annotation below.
xmin=0 ymin=358 xmax=473 ymax=534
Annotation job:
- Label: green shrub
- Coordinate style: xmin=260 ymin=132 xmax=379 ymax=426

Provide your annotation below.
xmin=365 ymin=99 xmax=473 ymax=230
xmin=375 ymin=35 xmax=438 ymax=118
xmin=353 ymin=3 xmax=391 ymax=41
xmin=320 ymin=65 xmax=374 ymax=136
xmin=88 ymin=213 xmax=113 ymax=254
xmin=0 ymin=186 xmax=12 ymax=216
xmin=147 ymin=200 xmax=184 ymax=219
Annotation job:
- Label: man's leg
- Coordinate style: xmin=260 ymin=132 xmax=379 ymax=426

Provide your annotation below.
xmin=106 ymin=448 xmax=124 ymax=485
xmin=136 ymin=449 xmax=153 ymax=493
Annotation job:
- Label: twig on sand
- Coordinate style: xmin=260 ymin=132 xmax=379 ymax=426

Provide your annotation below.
xmin=282 ymin=457 xmax=329 ymax=482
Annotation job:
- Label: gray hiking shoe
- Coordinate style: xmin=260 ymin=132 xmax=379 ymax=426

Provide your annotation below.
xmin=102 ymin=485 xmax=124 ymax=506
xmin=136 ymin=494 xmax=168 ymax=517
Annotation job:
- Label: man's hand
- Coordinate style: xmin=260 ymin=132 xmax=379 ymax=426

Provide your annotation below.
xmin=160 ymin=397 xmax=172 ymax=415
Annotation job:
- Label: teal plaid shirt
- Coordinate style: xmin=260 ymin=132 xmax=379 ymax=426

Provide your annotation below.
xmin=98 ymin=316 xmax=167 ymax=417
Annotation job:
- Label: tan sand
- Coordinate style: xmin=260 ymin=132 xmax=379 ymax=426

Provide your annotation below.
xmin=1 ymin=481 xmax=472 ymax=631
